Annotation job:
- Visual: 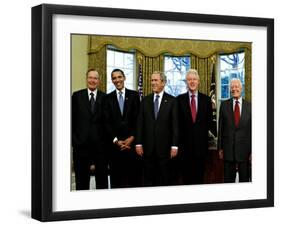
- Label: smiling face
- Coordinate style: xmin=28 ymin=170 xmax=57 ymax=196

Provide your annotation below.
xmin=230 ymin=79 xmax=242 ymax=99
xmin=186 ymin=72 xmax=200 ymax=93
xmin=111 ymin=71 xmax=125 ymax=91
xmin=151 ymin=73 xmax=165 ymax=94
xmin=87 ymin=70 xmax=100 ymax=91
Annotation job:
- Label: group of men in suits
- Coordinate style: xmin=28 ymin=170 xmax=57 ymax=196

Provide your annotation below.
xmin=72 ymin=68 xmax=251 ymax=190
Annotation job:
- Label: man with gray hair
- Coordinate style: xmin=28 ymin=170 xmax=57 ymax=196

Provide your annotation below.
xmin=218 ymin=78 xmax=251 ymax=183
xmin=136 ymin=71 xmax=179 ymax=186
xmin=177 ymin=68 xmax=212 ymax=185
xmin=72 ymin=69 xmax=108 ymax=190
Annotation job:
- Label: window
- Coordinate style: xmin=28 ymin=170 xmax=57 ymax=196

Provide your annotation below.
xmin=106 ymin=47 xmax=135 ymax=93
xmin=164 ymin=55 xmax=190 ymax=96
xmin=219 ymin=51 xmax=245 ymax=100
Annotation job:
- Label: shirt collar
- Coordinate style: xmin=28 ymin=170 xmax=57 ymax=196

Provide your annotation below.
xmin=88 ymin=88 xmax=97 ymax=97
xmin=188 ymin=90 xmax=198 ymax=97
xmin=154 ymin=90 xmax=164 ymax=99
xmin=116 ymin=87 xmax=126 ymax=96
xmin=233 ymin=96 xmax=242 ymax=104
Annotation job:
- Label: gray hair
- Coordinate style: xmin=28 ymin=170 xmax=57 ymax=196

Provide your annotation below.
xmin=152 ymin=71 xmax=167 ymax=83
xmin=230 ymin=78 xmax=242 ymax=88
xmin=86 ymin=68 xmax=99 ymax=78
xmin=186 ymin=69 xmax=200 ymax=80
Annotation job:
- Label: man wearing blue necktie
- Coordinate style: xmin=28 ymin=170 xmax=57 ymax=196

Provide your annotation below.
xmin=218 ymin=78 xmax=251 ymax=183
xmin=136 ymin=71 xmax=179 ymax=186
xmin=104 ymin=69 xmax=141 ymax=188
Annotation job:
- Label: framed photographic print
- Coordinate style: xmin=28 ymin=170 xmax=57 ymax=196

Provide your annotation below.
xmin=32 ymin=3 xmax=274 ymax=221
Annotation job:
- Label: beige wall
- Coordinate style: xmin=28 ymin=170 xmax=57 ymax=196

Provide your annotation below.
xmin=71 ymin=35 xmax=88 ymax=93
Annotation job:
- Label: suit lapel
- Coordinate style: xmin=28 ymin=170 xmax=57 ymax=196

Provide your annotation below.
xmin=184 ymin=93 xmax=192 ymax=121
xmin=196 ymin=93 xmax=203 ymax=123
xmin=149 ymin=94 xmax=155 ymax=119
xmin=82 ymin=89 xmax=91 ymax=114
xmin=228 ymin=98 xmax=236 ymax=127
xmin=157 ymin=92 xmax=168 ymax=119
xmin=123 ymin=88 xmax=130 ymax=117
xmin=93 ymin=90 xmax=102 ymax=115
xmin=112 ymin=91 xmax=120 ymax=116
xmin=237 ymin=99 xmax=247 ymax=128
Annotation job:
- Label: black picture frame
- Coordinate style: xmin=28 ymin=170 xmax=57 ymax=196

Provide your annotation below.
xmin=32 ymin=3 xmax=274 ymax=222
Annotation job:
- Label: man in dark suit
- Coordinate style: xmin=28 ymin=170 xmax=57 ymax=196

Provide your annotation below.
xmin=177 ymin=69 xmax=212 ymax=185
xmin=136 ymin=71 xmax=179 ymax=186
xmin=104 ymin=69 xmax=141 ymax=188
xmin=72 ymin=69 xmax=108 ymax=190
xmin=218 ymin=78 xmax=251 ymax=183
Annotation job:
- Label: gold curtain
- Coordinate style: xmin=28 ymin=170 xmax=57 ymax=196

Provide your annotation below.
xmin=136 ymin=51 xmax=164 ymax=95
xmin=88 ymin=35 xmax=251 ymax=58
xmin=191 ymin=54 xmax=215 ymax=95
xmin=87 ymin=35 xmax=251 ymax=101
xmin=244 ymin=48 xmax=252 ymax=102
xmin=88 ymin=45 xmax=107 ymax=92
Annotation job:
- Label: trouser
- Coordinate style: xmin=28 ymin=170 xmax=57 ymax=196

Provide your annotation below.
xmin=143 ymin=156 xmax=171 ymax=187
xmin=182 ymin=156 xmax=206 ymax=185
xmin=73 ymin=148 xmax=108 ymax=190
xmin=110 ymin=149 xmax=143 ymax=188
xmin=224 ymin=160 xmax=250 ymax=183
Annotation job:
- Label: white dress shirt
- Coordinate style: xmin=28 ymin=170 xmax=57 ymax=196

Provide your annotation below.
xmin=233 ymin=96 xmax=242 ymax=115
xmin=188 ymin=90 xmax=198 ymax=112
xmin=113 ymin=88 xmax=126 ymax=144
xmin=88 ymin=88 xmax=97 ymax=101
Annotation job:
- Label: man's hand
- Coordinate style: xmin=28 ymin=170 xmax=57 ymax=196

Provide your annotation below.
xmin=124 ymin=136 xmax=134 ymax=148
xmin=115 ymin=140 xmax=131 ymax=151
xmin=136 ymin=145 xmax=143 ymax=157
xmin=170 ymin=147 xmax=178 ymax=158
xmin=218 ymin=149 xmax=224 ymax=160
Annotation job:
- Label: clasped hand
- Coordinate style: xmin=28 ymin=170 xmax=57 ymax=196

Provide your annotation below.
xmin=116 ymin=136 xmax=134 ymax=151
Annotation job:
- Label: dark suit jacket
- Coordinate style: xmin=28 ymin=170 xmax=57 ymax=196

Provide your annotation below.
xmin=177 ymin=92 xmax=212 ymax=158
xmin=136 ymin=92 xmax=179 ymax=159
xmin=218 ymin=98 xmax=251 ymax=162
xmin=104 ymin=88 xmax=140 ymax=142
xmin=72 ymin=89 xmax=106 ymax=150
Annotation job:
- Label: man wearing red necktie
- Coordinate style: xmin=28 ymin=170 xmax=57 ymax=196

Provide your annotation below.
xmin=177 ymin=69 xmax=213 ymax=185
xmin=218 ymin=78 xmax=252 ymax=183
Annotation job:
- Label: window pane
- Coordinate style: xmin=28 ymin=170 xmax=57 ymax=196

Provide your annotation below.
xmin=114 ymin=52 xmax=124 ymax=67
xmin=221 ymin=71 xmax=229 ymax=85
xmin=124 ymin=54 xmax=134 ymax=68
xmin=106 ymin=48 xmax=135 ymax=93
xmin=107 ymin=50 xmax=114 ymax=67
xmin=219 ymin=52 xmax=245 ymax=101
xmin=164 ymin=56 xmax=190 ymax=96
xmin=221 ymin=85 xmax=229 ymax=99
